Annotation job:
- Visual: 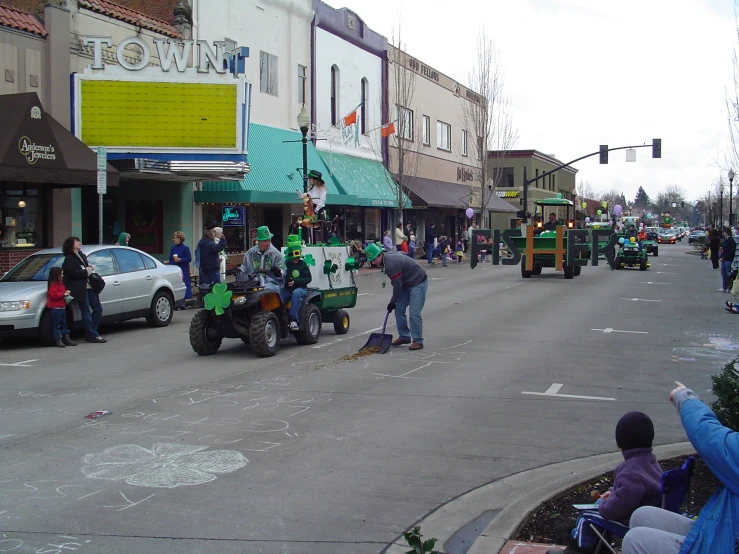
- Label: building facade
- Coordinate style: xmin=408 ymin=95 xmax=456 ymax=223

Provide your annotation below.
xmin=487 ymin=150 xmax=578 ymax=229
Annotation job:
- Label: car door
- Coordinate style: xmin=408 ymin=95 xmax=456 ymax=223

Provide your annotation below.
xmin=111 ymin=249 xmax=151 ymax=315
xmin=85 ymin=249 xmax=121 ymax=315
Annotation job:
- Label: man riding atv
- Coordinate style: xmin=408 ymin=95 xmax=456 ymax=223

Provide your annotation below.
xmin=235 ymin=226 xmax=284 ymax=292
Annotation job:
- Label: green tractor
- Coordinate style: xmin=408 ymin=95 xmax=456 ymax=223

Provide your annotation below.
xmin=615 ymin=237 xmax=650 ymax=271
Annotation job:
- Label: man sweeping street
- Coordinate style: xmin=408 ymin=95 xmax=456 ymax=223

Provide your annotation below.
xmin=365 ymin=242 xmax=428 ymax=350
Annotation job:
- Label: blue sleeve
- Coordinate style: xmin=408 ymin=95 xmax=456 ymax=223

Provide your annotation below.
xmin=179 ymin=245 xmax=192 ymax=264
xmin=168 ymin=246 xmax=176 ymax=265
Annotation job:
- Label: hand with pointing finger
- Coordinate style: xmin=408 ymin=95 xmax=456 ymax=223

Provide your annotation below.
xmin=669 ymin=381 xmax=687 ymax=403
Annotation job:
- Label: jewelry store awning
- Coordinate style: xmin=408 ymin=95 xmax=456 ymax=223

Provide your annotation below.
xmin=0 ymin=92 xmax=119 ymax=186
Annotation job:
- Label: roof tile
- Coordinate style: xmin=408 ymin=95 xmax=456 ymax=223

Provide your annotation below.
xmin=0 ymin=4 xmax=47 ymax=37
xmin=78 ymin=0 xmax=181 ymax=38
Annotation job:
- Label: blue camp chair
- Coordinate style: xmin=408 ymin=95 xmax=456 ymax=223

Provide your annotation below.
xmin=580 ymin=456 xmax=696 ymax=554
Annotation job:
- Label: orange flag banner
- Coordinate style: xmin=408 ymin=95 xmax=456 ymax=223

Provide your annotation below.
xmin=381 ymin=122 xmax=396 ymax=138
xmin=343 ymin=111 xmax=357 ymax=126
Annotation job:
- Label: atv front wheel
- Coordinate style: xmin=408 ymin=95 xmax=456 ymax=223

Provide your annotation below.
xmin=189 ymin=310 xmax=223 ymax=355
xmin=295 ymin=303 xmax=321 ymax=345
xmin=333 ymin=309 xmax=350 ymax=334
xmin=249 ymin=311 xmax=280 ymax=357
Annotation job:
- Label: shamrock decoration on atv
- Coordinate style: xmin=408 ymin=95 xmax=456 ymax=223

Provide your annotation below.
xmin=203 ymin=283 xmax=232 ymax=316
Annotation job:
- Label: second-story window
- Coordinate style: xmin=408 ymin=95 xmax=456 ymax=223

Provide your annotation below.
xmin=437 ymin=120 xmax=451 ymax=151
xmin=259 ymin=51 xmax=278 ymax=96
xmin=298 ymin=64 xmax=307 ymax=104
xmin=462 ymin=130 xmax=468 ymax=156
xmin=361 ymin=78 xmax=368 ymax=134
xmin=331 ymin=65 xmax=340 ymax=126
xmin=422 ymin=115 xmax=430 ymax=145
xmin=396 ymin=105 xmax=413 ymax=140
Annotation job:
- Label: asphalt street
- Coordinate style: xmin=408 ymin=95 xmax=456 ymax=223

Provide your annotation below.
xmin=0 ymin=242 xmax=729 ymax=554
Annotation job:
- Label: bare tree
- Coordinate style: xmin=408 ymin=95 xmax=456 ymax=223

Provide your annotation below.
xmin=462 ymin=27 xmax=517 ymax=228
xmin=726 ymin=1 xmax=739 ymax=172
xmin=575 ymin=180 xmax=596 ymax=202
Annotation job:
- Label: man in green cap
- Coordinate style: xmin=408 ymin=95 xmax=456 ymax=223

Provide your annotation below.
xmin=365 ymin=241 xmax=428 ymax=350
xmin=280 ymin=235 xmax=313 ymax=331
xmin=237 ymin=225 xmax=284 ymax=292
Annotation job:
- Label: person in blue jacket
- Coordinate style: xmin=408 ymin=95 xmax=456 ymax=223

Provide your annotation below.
xmin=197 ymin=228 xmax=226 ymax=287
xmin=622 ymin=381 xmax=739 ymax=554
xmin=169 ymin=231 xmax=192 ymax=309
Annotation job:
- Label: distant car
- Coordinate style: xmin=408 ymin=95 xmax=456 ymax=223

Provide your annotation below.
xmin=0 ymin=245 xmax=186 ymax=345
xmin=658 ymin=232 xmax=677 ymax=244
xmin=688 ymin=231 xmax=707 ymax=244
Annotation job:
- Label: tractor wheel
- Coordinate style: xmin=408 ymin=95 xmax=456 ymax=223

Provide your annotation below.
xmin=564 ymin=264 xmax=574 ymax=279
xmin=248 ymin=311 xmax=280 ymax=357
xmin=295 ymin=303 xmax=322 ymax=345
xmin=653 ymin=248 xmax=659 ymax=257
xmin=532 ymin=265 xmax=542 ymax=275
xmin=521 ymin=257 xmax=532 ymax=278
xmin=574 ymin=264 xmax=582 ymax=276
xmin=333 ymin=309 xmax=350 ymax=334
xmin=640 ymin=258 xmax=648 ymax=271
xmin=615 ymin=257 xmax=623 ymax=269
xmin=189 ymin=310 xmax=222 ymax=355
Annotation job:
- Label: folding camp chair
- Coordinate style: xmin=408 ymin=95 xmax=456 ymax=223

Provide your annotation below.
xmin=581 ymin=456 xmax=695 ymax=554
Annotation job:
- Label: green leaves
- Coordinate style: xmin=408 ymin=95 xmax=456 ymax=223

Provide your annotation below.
xmin=403 ymin=526 xmax=440 ymax=554
xmin=203 ymin=283 xmax=232 ymax=316
xmin=303 ymin=254 xmax=316 ymax=267
xmin=711 ymin=357 xmax=739 ymax=431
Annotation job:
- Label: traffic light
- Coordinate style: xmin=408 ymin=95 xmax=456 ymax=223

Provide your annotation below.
xmin=652 ymin=138 xmax=661 ymax=158
xmin=599 ymin=145 xmax=608 ymax=164
xmin=516 ymin=210 xmax=526 ymax=219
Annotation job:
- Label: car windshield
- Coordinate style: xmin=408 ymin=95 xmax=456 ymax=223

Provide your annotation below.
xmin=0 ymin=253 xmax=64 ymax=282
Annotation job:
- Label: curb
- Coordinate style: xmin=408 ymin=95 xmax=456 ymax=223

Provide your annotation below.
xmin=383 ymin=442 xmax=694 ymax=554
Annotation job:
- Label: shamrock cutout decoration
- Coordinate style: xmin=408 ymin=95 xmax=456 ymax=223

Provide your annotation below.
xmin=344 ymin=257 xmax=358 ymax=271
xmin=328 ymin=235 xmax=341 ymax=246
xmin=323 ymin=260 xmax=339 ymax=275
xmin=203 ymin=283 xmax=232 ymax=316
xmin=291 ymin=269 xmax=301 ymax=279
xmin=303 ymin=254 xmax=316 ymax=267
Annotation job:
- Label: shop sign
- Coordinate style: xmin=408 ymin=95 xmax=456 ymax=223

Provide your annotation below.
xmin=407 ymin=58 xmax=440 ymax=82
xmin=18 ymin=136 xmax=56 ymax=165
xmin=222 ymin=205 xmax=245 ymax=226
xmin=371 ymin=199 xmax=395 ymax=207
xmin=495 ymin=190 xmax=519 ymax=198
xmin=82 ymin=36 xmax=246 ymax=75
xmin=457 ymin=167 xmax=474 ymax=183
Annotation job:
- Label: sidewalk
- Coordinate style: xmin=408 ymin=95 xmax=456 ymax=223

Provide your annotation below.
xmin=383 ymin=442 xmax=694 ymax=554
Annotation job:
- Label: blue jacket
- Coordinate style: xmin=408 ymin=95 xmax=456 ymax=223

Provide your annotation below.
xmin=675 ymin=388 xmax=739 ymax=554
xmin=197 ymin=237 xmax=226 ymax=273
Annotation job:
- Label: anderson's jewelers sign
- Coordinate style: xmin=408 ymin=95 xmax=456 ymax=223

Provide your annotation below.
xmin=18 ymin=137 xmax=56 ymax=165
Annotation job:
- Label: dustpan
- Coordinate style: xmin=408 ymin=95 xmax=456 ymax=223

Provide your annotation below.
xmin=358 ymin=311 xmax=392 ymax=355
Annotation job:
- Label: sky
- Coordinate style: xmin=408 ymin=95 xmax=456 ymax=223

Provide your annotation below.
xmin=330 ymin=0 xmax=737 ymax=203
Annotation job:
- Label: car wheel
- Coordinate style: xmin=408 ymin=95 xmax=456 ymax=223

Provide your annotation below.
xmin=147 ymin=290 xmax=174 ymax=327
xmin=333 ymin=309 xmax=350 ymax=334
xmin=249 ymin=311 xmax=280 ymax=357
xmin=189 ymin=310 xmax=222 ymax=355
xmin=39 ymin=309 xmax=55 ymax=346
xmin=295 ymin=303 xmax=321 ymax=345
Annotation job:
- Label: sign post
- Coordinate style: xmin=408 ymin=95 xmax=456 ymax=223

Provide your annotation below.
xmin=96 ymin=147 xmax=107 ymax=244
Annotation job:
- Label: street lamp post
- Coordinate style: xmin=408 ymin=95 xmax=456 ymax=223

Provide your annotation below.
xmin=297 ymin=105 xmax=310 ymax=194
xmin=730 ymin=169 xmax=735 ymax=228
xmin=720 ymin=184 xmax=725 ymax=229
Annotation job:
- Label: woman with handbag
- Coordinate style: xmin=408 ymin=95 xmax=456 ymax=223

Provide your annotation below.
xmin=61 ymin=236 xmax=106 ymax=344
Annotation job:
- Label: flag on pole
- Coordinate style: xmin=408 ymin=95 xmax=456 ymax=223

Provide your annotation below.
xmin=380 ymin=122 xmax=396 ymax=138
xmin=343 ymin=110 xmax=357 ymax=127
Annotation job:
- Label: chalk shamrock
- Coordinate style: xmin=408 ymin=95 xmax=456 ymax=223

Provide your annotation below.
xmin=303 ymin=254 xmax=316 ymax=267
xmin=203 ymin=283 xmax=232 ymax=315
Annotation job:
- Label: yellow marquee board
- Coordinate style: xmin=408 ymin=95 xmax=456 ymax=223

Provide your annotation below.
xmin=78 ymin=80 xmax=238 ymax=150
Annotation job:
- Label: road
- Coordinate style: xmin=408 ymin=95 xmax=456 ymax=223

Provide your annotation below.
xmin=0 ymin=242 xmax=729 ymax=554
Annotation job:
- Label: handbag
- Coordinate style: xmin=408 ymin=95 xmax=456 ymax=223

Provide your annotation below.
xmin=88 ymin=272 xmax=106 ymax=294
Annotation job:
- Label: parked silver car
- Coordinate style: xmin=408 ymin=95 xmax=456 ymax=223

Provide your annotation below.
xmin=0 ymin=245 xmax=186 ymax=345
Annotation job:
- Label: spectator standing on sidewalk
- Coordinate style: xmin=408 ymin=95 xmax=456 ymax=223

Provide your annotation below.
xmin=382 ymin=230 xmax=393 ymax=252
xmin=169 ymin=231 xmax=192 ymax=309
xmin=719 ymin=227 xmax=736 ymax=292
xmin=425 ymin=223 xmax=436 ymax=264
xmin=708 ymin=228 xmax=721 ymax=270
xmin=197 ymin=228 xmax=226 ymax=287
xmin=394 ymin=223 xmax=407 ymax=252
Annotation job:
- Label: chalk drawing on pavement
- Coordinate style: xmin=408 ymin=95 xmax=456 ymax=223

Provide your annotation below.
xmin=81 ymin=443 xmax=248 ymax=489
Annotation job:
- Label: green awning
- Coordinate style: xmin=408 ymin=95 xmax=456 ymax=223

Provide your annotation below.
xmin=195 ymin=124 xmax=358 ymax=205
xmin=318 ymin=151 xmax=409 ymax=208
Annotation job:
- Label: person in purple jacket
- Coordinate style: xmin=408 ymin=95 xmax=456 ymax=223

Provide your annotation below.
xmin=547 ymin=411 xmax=663 ymax=554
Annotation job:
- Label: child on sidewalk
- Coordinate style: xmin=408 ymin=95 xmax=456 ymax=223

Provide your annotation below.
xmin=546 ymin=412 xmax=663 ymax=554
xmin=456 ymin=239 xmax=464 ymax=263
xmin=47 ymin=267 xmax=76 ymax=348
xmin=408 ymin=234 xmax=416 ymax=259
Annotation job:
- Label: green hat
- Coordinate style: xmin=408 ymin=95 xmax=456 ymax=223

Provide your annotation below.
xmin=285 ymin=234 xmax=303 ymax=259
xmin=256 ymin=226 xmax=273 ymax=241
xmin=365 ymin=242 xmax=383 ymax=262
xmin=306 ymin=169 xmax=325 ymax=184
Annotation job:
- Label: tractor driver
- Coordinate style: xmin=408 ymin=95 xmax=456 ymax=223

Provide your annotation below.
xmin=237 ymin=225 xmax=284 ymax=292
xmin=542 ymin=212 xmax=560 ymax=231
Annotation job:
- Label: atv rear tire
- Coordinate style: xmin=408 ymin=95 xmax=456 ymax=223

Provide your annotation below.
xmin=532 ymin=265 xmax=542 ymax=275
xmin=521 ymin=256 xmax=532 ymax=278
xmin=574 ymin=264 xmax=582 ymax=276
xmin=249 ymin=311 xmax=280 ymax=357
xmin=564 ymin=264 xmax=574 ymax=279
xmin=189 ymin=310 xmax=222 ymax=355
xmin=333 ymin=309 xmax=350 ymax=334
xmin=295 ymin=303 xmax=321 ymax=345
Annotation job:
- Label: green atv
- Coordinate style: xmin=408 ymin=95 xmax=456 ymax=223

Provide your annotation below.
xmin=641 ymin=230 xmax=658 ymax=256
xmin=616 ymin=239 xmax=650 ymax=271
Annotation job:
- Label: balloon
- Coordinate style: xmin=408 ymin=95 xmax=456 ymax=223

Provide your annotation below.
xmin=585 ymin=217 xmax=591 ymax=223
xmin=618 ymin=237 xmax=625 ymax=244
xmin=597 ymin=210 xmax=602 ymax=216
xmin=581 ymin=202 xmax=587 ymax=209
xmin=629 ymin=237 xmax=636 ymax=243
xmin=466 ymin=208 xmax=474 ymax=219
xmin=601 ymin=201 xmax=608 ymax=208
xmin=613 ymin=204 xmax=623 ymax=215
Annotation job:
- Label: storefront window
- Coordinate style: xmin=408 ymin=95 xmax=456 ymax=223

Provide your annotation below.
xmin=344 ymin=207 xmax=363 ymax=242
xmin=0 ymin=188 xmax=44 ymax=248
xmin=364 ymin=208 xmax=380 ymax=243
xmin=202 ymin=204 xmax=248 ymax=253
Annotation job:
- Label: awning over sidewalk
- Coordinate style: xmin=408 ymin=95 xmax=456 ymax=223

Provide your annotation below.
xmin=196 ymin=124 xmax=357 ymax=205
xmin=486 ymin=193 xmax=519 ymax=213
xmin=0 ymin=92 xmax=119 ymax=186
xmin=318 ymin=151 xmax=409 ymax=208
xmin=403 ymin=176 xmax=476 ymax=209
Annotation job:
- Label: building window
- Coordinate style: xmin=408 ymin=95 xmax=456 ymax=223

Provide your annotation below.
xmin=331 ymin=65 xmax=339 ymax=126
xmin=259 ymin=51 xmax=278 ymax=96
xmin=437 ymin=120 xmax=451 ymax=151
xmin=422 ymin=115 xmax=430 ymax=145
xmin=396 ymin=105 xmax=413 ymax=140
xmin=477 ymin=136 xmax=483 ymax=160
xmin=493 ymin=167 xmax=515 ymax=187
xmin=360 ymin=78 xmax=368 ymax=134
xmin=461 ymin=130 xmax=468 ymax=156
xmin=535 ymin=168 xmax=539 ymax=188
xmin=298 ymin=64 xmax=307 ymax=104
xmin=552 ymin=174 xmax=556 ymax=192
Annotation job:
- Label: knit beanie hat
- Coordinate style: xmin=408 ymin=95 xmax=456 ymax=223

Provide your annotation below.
xmin=615 ymin=411 xmax=654 ymax=451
